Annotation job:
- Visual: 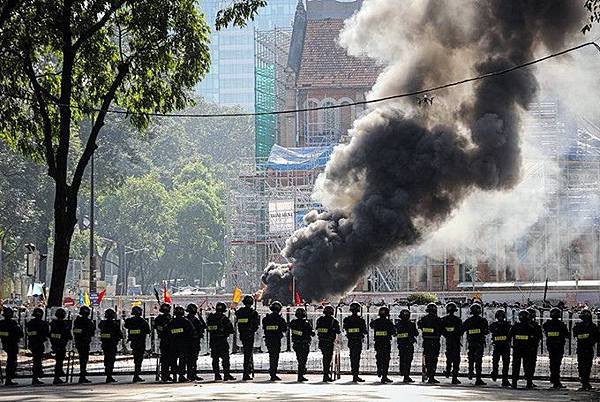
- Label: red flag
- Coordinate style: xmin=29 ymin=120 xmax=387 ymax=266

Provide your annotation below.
xmin=97 ymin=289 xmax=106 ymax=303
xmin=294 ymin=291 xmax=302 ymax=306
xmin=163 ymin=286 xmax=172 ymax=304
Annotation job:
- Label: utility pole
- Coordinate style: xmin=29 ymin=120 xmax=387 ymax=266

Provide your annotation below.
xmin=89 ymin=152 xmax=96 ymax=294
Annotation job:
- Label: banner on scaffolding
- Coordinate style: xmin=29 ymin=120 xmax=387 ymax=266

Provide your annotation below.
xmin=268 ymin=199 xmax=295 ymax=233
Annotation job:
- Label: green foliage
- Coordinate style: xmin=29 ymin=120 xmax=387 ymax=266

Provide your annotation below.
xmin=215 ymin=0 xmax=267 ymax=31
xmin=583 ymin=0 xmax=600 ymax=33
xmin=407 ymin=292 xmax=438 ymax=305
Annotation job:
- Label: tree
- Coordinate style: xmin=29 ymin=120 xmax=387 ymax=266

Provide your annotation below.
xmin=0 ymin=1 xmax=210 ymax=306
xmin=215 ymin=0 xmax=266 ymax=31
xmin=583 ymin=0 xmax=600 ymax=33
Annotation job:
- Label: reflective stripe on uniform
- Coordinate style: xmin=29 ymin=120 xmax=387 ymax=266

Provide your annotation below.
xmin=100 ymin=333 xmax=111 ymax=339
xmin=129 ymin=329 xmax=141 ymax=335
xmin=577 ymin=333 xmax=590 ymax=339
xmin=494 ymin=336 xmax=507 ymax=341
xmin=347 ymin=328 xmax=360 ymax=333
xmin=171 ymin=328 xmax=183 ymax=334
xmin=547 ymin=331 xmax=559 ymax=337
xmin=514 ymin=335 xmax=528 ymax=340
xmin=292 ymin=330 xmax=303 ymax=336
xmin=73 ymin=328 xmax=83 ymax=334
xmin=265 ymin=325 xmax=278 ymax=331
xmin=397 ymin=332 xmax=408 ymax=338
xmin=27 ymin=331 xmax=38 ymax=336
xmin=422 ymin=328 xmax=434 ymax=333
xmin=51 ymin=333 xmax=61 ymax=339
xmin=208 ymin=325 xmax=218 ymax=331
xmin=468 ymin=328 xmax=481 ymax=335
xmin=375 ymin=331 xmax=387 ymax=336
xmin=445 ymin=327 xmax=454 ymax=332
xmin=317 ymin=328 xmax=328 ymax=333
xmin=0 ymin=331 xmax=8 ymax=336
xmin=238 ymin=318 xmax=249 ymax=324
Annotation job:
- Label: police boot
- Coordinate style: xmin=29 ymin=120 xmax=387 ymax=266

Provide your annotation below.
xmin=133 ymin=376 xmax=145 ymax=383
xmin=224 ymin=374 xmax=236 ymax=381
xmin=451 ymin=376 xmax=461 ymax=385
xmin=490 ymin=370 xmax=497 ymax=382
xmin=444 ymin=363 xmax=451 ymax=378
xmin=353 ymin=376 xmax=365 ymax=383
xmin=178 ymin=376 xmax=189 ymax=383
xmin=270 ymin=375 xmax=282 ymax=381
xmin=552 ymin=382 xmax=566 ymax=389
xmin=467 ymin=363 xmax=474 ymax=380
xmin=242 ymin=374 xmax=252 ymax=381
xmin=475 ymin=377 xmax=486 ymax=386
xmin=78 ymin=376 xmax=91 ymax=384
xmin=298 ymin=375 xmax=308 ymax=382
xmin=501 ymin=379 xmax=511 ymax=387
xmin=4 ymin=379 xmax=18 ymax=386
xmin=427 ymin=376 xmax=439 ymax=384
xmin=403 ymin=375 xmax=414 ymax=383
xmin=106 ymin=376 xmax=118 ymax=383
xmin=53 ymin=377 xmax=65 ymax=385
xmin=32 ymin=378 xmax=44 ymax=385
xmin=525 ymin=380 xmax=534 ymax=389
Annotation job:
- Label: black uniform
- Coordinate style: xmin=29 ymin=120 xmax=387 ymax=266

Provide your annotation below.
xmin=489 ymin=319 xmax=511 ymax=384
xmin=26 ymin=317 xmax=50 ymax=382
xmin=542 ymin=317 xmax=569 ymax=386
xmin=235 ymin=306 xmax=260 ymax=379
xmin=186 ymin=312 xmax=206 ymax=380
xmin=154 ymin=313 xmax=173 ymax=381
xmin=463 ymin=315 xmax=489 ymax=381
xmin=206 ymin=312 xmax=235 ymax=379
xmin=527 ymin=317 xmax=543 ymax=382
xmin=440 ymin=314 xmax=463 ymax=379
xmin=370 ymin=317 xmax=396 ymax=380
xmin=417 ymin=314 xmax=443 ymax=382
xmin=289 ymin=317 xmax=314 ymax=380
xmin=124 ymin=316 xmax=151 ymax=380
xmin=572 ymin=319 xmax=600 ymax=388
xmin=315 ymin=314 xmax=341 ymax=380
xmin=508 ymin=321 xmax=538 ymax=387
xmin=73 ymin=315 xmax=95 ymax=380
xmin=49 ymin=318 xmax=73 ymax=381
xmin=0 ymin=316 xmax=23 ymax=383
xmin=166 ymin=316 xmax=194 ymax=380
xmin=98 ymin=318 xmax=123 ymax=379
xmin=262 ymin=312 xmax=287 ymax=379
xmin=394 ymin=318 xmax=418 ymax=379
xmin=343 ymin=315 xmax=367 ymax=380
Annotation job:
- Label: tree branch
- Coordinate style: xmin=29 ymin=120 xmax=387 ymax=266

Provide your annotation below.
xmin=70 ymin=62 xmax=129 ymax=194
xmin=22 ymin=47 xmax=57 ymax=178
xmin=0 ymin=0 xmax=19 ymax=31
xmin=72 ymin=0 xmax=127 ymax=52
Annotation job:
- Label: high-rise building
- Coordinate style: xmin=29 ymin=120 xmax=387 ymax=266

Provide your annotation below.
xmin=196 ymin=0 xmax=298 ymax=111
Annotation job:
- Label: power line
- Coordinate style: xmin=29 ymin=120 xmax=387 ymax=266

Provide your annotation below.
xmin=26 ymin=41 xmax=600 ymax=118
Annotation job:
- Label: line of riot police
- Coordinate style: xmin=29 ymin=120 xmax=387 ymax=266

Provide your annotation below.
xmin=0 ymin=299 xmax=598 ymax=390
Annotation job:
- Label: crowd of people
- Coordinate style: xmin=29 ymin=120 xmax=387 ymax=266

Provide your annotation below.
xmin=0 ymin=296 xmax=598 ymax=391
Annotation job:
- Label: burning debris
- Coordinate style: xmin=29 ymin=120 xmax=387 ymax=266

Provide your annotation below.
xmin=262 ymin=1 xmax=585 ymax=304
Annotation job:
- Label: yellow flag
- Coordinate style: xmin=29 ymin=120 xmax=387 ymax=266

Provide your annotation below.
xmin=232 ymin=287 xmax=242 ymax=304
xmin=83 ymin=291 xmax=91 ymax=307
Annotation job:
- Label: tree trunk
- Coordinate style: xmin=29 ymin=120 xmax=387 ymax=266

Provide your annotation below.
xmin=47 ymin=187 xmax=77 ymax=307
xmin=100 ymin=241 xmax=113 ymax=281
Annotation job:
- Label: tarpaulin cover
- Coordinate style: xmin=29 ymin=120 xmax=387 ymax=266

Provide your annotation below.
xmin=266 ymin=144 xmax=333 ymax=171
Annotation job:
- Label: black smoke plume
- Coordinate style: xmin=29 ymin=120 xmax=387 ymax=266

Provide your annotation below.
xmin=262 ymin=0 xmax=584 ymax=303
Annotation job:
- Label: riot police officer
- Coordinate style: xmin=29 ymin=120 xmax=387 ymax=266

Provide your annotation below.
xmin=489 ymin=309 xmax=511 ymax=387
xmin=73 ymin=305 xmax=95 ymax=383
xmin=572 ymin=308 xmax=599 ymax=391
xmin=49 ymin=308 xmax=72 ymax=384
xmin=99 ymin=308 xmax=123 ymax=383
xmin=186 ymin=303 xmax=206 ymax=381
xmin=124 ymin=305 xmax=151 ymax=383
xmin=262 ymin=301 xmax=287 ymax=381
xmin=154 ymin=303 xmax=173 ymax=382
xmin=206 ymin=302 xmax=235 ymax=381
xmin=543 ymin=307 xmax=569 ymax=389
xmin=26 ymin=307 xmax=49 ymax=385
xmin=289 ymin=307 xmax=314 ymax=382
xmin=509 ymin=310 xmax=537 ymax=389
xmin=167 ymin=305 xmax=194 ymax=382
xmin=395 ymin=308 xmax=418 ymax=383
xmin=316 ymin=305 xmax=340 ymax=382
xmin=0 ymin=307 xmax=22 ymax=386
xmin=463 ymin=303 xmax=488 ymax=385
xmin=343 ymin=302 xmax=367 ymax=383
xmin=441 ymin=302 xmax=463 ymax=384
xmin=235 ymin=295 xmax=260 ymax=381
xmin=417 ymin=303 xmax=443 ymax=384
xmin=370 ymin=305 xmax=396 ymax=383
xmin=526 ymin=307 xmax=542 ymax=388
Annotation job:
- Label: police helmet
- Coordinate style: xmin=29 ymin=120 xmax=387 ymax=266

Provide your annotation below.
xmin=215 ymin=302 xmax=227 ymax=313
xmin=399 ymin=308 xmax=411 ymax=320
xmin=470 ymin=303 xmax=482 ymax=316
xmin=55 ymin=308 xmax=66 ymax=320
xmin=349 ymin=302 xmax=361 ymax=314
xmin=549 ymin=307 xmax=561 ymax=320
xmin=378 ymin=306 xmax=389 ymax=317
xmin=131 ymin=306 xmax=143 ymax=316
xmin=186 ymin=303 xmax=198 ymax=314
xmin=495 ymin=309 xmax=506 ymax=320
xmin=323 ymin=305 xmax=334 ymax=316
xmin=2 ymin=307 xmax=13 ymax=319
xmin=446 ymin=302 xmax=457 ymax=314
xmin=527 ymin=307 xmax=537 ymax=318
xmin=159 ymin=303 xmax=171 ymax=314
xmin=579 ymin=308 xmax=592 ymax=320
xmin=518 ymin=310 xmax=529 ymax=322
xmin=79 ymin=305 xmax=91 ymax=316
xmin=295 ymin=307 xmax=307 ymax=319
xmin=242 ymin=295 xmax=254 ymax=306
xmin=425 ymin=303 xmax=438 ymax=314
xmin=104 ymin=308 xmax=116 ymax=320
xmin=32 ymin=307 xmax=44 ymax=318
xmin=174 ymin=305 xmax=185 ymax=317
xmin=270 ymin=301 xmax=282 ymax=313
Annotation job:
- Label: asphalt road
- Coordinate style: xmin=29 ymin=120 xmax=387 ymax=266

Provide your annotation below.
xmin=0 ymin=374 xmax=598 ymax=401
